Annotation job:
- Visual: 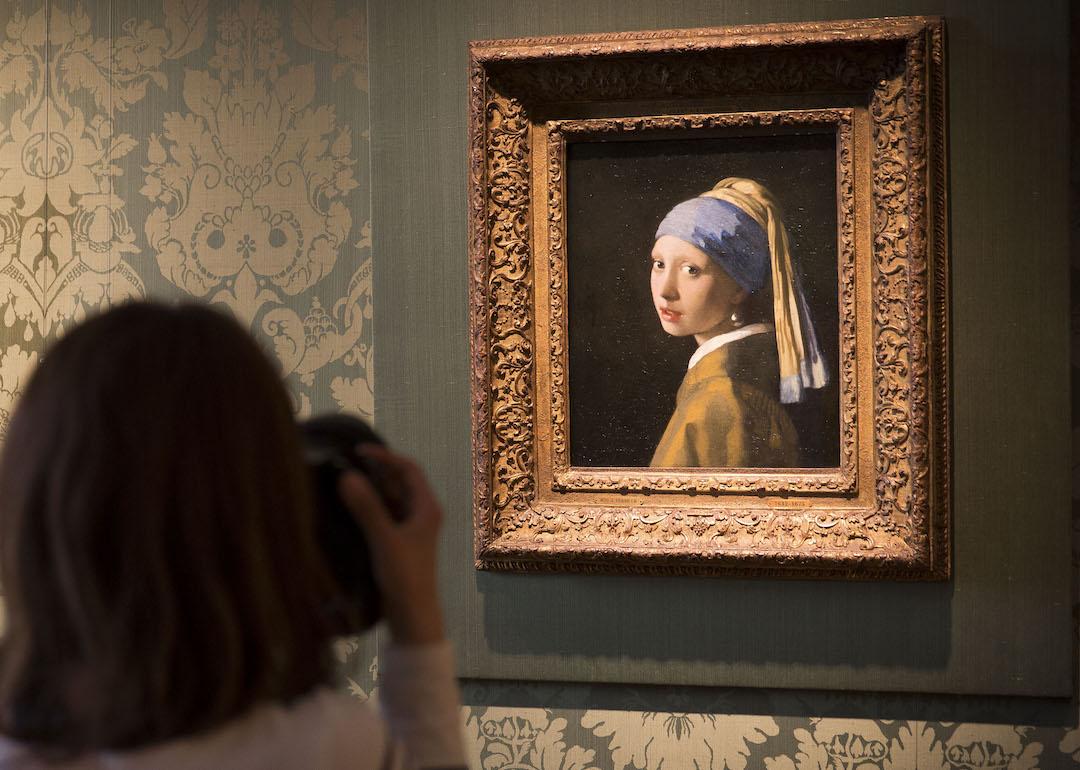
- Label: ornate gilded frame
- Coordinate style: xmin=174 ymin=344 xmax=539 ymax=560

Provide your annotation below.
xmin=468 ymin=17 xmax=949 ymax=579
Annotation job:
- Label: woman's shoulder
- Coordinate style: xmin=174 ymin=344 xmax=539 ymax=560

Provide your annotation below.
xmin=197 ymin=689 xmax=386 ymax=766
xmin=0 ymin=689 xmax=384 ymax=770
xmin=168 ymin=688 xmax=384 ymax=769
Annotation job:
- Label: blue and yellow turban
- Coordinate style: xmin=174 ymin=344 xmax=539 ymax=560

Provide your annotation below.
xmin=655 ymin=177 xmax=829 ymax=404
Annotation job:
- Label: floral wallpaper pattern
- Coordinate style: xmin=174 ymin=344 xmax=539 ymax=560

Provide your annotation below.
xmin=0 ymin=0 xmax=373 ymax=429
xmin=0 ymin=1 xmax=1074 ymax=768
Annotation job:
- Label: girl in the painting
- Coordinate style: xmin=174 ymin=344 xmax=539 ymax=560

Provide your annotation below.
xmin=649 ymin=177 xmax=828 ymax=468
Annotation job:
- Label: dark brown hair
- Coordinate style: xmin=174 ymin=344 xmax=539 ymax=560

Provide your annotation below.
xmin=0 ymin=302 xmax=347 ymax=755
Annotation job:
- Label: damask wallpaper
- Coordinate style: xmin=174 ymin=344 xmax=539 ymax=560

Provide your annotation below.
xmin=0 ymin=1 xmax=1075 ymax=768
xmin=0 ymin=0 xmax=373 ymax=430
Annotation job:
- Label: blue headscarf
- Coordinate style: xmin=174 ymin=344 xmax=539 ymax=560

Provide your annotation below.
xmin=653 ymin=178 xmax=830 ymax=404
xmin=654 ymin=197 xmax=770 ymax=292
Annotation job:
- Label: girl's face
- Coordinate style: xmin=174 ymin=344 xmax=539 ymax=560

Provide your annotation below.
xmin=650 ymin=235 xmax=748 ymax=344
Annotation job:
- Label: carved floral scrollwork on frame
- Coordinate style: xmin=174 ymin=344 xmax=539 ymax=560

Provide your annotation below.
xmin=469 ymin=18 xmax=949 ymax=579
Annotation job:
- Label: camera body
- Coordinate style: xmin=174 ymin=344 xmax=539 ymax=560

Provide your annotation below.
xmin=299 ymin=414 xmax=399 ymax=632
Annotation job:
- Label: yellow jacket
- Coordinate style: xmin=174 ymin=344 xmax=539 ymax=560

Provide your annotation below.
xmin=650 ymin=332 xmax=798 ymax=468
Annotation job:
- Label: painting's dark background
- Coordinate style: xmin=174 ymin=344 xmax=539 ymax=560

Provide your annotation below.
xmin=566 ymin=132 xmax=840 ymax=467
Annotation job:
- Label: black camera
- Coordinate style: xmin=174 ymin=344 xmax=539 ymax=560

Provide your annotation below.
xmin=299 ymin=414 xmax=401 ymax=632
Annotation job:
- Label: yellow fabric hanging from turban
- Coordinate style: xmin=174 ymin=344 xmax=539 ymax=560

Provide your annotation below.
xmin=699 ymin=178 xmax=828 ymax=403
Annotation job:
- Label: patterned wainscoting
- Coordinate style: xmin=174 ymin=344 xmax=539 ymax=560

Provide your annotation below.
xmin=0 ymin=1 xmax=1075 ymax=768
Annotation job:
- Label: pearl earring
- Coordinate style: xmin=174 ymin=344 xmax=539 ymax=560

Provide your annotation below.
xmin=730 ymin=309 xmax=744 ymax=328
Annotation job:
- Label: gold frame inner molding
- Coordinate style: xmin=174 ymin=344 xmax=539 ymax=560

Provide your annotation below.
xmin=468 ymin=17 xmax=949 ymax=579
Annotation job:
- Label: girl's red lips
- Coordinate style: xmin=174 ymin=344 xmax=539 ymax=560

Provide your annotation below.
xmin=659 ymin=308 xmax=681 ymax=321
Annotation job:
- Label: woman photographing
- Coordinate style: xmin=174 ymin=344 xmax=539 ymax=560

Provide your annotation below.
xmin=0 ymin=302 xmax=464 ymax=769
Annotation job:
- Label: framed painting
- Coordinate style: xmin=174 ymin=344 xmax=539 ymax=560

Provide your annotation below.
xmin=468 ymin=17 xmax=949 ymax=578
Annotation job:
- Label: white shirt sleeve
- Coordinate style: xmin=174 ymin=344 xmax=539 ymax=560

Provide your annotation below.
xmin=376 ymin=640 xmax=466 ymax=769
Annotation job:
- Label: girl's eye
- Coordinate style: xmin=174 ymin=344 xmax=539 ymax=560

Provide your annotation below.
xmin=651 ymin=259 xmax=664 ymax=270
xmin=683 ymin=264 xmax=700 ymax=277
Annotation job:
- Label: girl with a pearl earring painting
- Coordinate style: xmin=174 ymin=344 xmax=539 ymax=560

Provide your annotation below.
xmin=648 ymin=177 xmax=829 ymax=468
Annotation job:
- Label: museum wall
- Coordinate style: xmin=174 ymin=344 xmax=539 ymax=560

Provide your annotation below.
xmin=0 ymin=0 xmax=1075 ymax=768
xmin=368 ymin=0 xmax=1079 ymax=767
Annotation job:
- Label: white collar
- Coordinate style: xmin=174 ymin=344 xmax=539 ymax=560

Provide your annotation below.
xmin=687 ymin=323 xmax=773 ymax=371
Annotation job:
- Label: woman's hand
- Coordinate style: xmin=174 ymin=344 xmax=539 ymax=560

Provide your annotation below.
xmin=337 ymin=446 xmax=446 ymax=645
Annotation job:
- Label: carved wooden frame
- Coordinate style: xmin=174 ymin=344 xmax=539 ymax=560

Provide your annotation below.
xmin=468 ymin=17 xmax=949 ymax=579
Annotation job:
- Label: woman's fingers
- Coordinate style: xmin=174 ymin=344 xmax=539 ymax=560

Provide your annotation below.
xmin=338 ymin=470 xmax=395 ymax=542
xmin=342 ymin=446 xmax=447 ymax=645
xmin=357 ymin=445 xmax=442 ymax=529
